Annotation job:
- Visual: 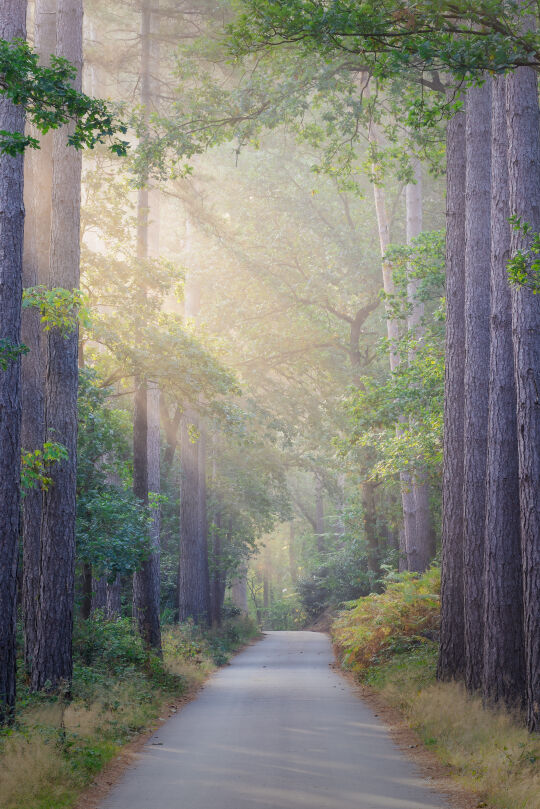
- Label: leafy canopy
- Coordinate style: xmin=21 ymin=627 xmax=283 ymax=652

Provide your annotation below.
xmin=0 ymin=38 xmax=128 ymax=155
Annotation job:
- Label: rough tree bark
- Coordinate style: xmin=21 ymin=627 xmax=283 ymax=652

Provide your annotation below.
xmin=463 ymin=81 xmax=492 ymax=694
xmin=483 ymin=77 xmax=525 ymax=710
xmin=506 ymin=58 xmax=540 ymax=732
xmin=32 ymin=0 xmax=82 ymax=692
xmin=0 ymin=0 xmax=26 ymax=722
xmin=22 ymin=0 xmax=55 ymax=675
xmin=438 ymin=102 xmax=467 ymax=682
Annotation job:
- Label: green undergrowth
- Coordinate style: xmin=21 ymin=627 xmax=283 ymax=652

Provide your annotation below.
xmin=0 ymin=613 xmax=259 ymax=809
xmin=333 ymin=569 xmax=540 ymax=809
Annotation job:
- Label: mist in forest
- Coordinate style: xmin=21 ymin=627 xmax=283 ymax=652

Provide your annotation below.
xmin=1 ymin=6 xmax=539 ymax=797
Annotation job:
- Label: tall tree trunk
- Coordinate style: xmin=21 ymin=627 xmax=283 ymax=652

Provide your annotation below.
xmin=91 ymin=573 xmax=107 ymax=613
xmin=463 ymin=81 xmax=492 ymax=694
xmin=22 ymin=0 xmax=54 ymax=675
xmin=438 ymin=102 xmax=467 ymax=682
xmin=210 ymin=507 xmax=223 ymax=625
xmin=370 ymin=133 xmax=416 ymax=568
xmin=81 ymin=564 xmax=92 ymax=619
xmin=178 ymin=408 xmax=209 ymax=622
xmin=232 ymin=564 xmax=248 ymax=613
xmin=288 ymin=522 xmax=298 ymax=584
xmin=506 ymin=57 xmax=540 ymax=733
xmin=32 ymin=0 xmax=82 ymax=692
xmin=314 ymin=473 xmax=325 ymax=553
xmin=0 ymin=0 xmax=26 ymax=723
xmin=361 ymin=480 xmax=379 ymax=576
xmin=106 ymin=576 xmax=122 ymax=618
xmin=482 ymin=76 xmax=525 ymax=709
xmin=178 ymin=260 xmax=210 ymax=623
xmin=334 ymin=472 xmax=346 ymax=546
xmin=132 ymin=0 xmax=162 ymax=653
xmin=406 ymin=158 xmax=435 ymax=571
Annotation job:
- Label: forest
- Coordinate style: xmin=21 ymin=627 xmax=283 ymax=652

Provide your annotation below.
xmin=0 ymin=0 xmax=539 ymax=807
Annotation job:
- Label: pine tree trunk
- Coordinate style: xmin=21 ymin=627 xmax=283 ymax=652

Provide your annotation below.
xmin=197 ymin=425 xmax=210 ymax=617
xmin=314 ymin=474 xmax=325 ymax=554
xmin=210 ymin=507 xmax=223 ymax=625
xmin=91 ymin=573 xmax=107 ymax=613
xmin=106 ymin=576 xmax=122 ymax=618
xmin=32 ymin=0 xmax=82 ymax=692
xmin=438 ymin=102 xmax=467 ymax=682
xmin=177 ymin=261 xmax=210 ymax=623
xmin=288 ymin=523 xmax=298 ymax=583
xmin=232 ymin=565 xmax=248 ymax=613
xmin=178 ymin=408 xmax=209 ymax=622
xmin=483 ymin=76 xmax=525 ymax=709
xmin=132 ymin=0 xmax=162 ymax=652
xmin=132 ymin=379 xmax=162 ymax=650
xmin=22 ymin=0 xmax=54 ymax=675
xmin=81 ymin=564 xmax=93 ymax=619
xmin=361 ymin=480 xmax=379 ymax=575
xmin=0 ymin=0 xmax=26 ymax=723
xmin=463 ymin=81 xmax=492 ymax=693
xmin=506 ymin=60 xmax=540 ymax=733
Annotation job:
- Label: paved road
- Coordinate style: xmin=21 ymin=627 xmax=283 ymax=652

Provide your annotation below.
xmin=101 ymin=631 xmax=449 ymax=809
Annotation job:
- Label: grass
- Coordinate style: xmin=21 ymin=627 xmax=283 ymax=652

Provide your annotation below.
xmin=0 ymin=613 xmax=259 ymax=809
xmin=333 ymin=569 xmax=540 ymax=809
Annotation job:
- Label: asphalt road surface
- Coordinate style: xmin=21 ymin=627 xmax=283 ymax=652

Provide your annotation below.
xmin=101 ymin=631 xmax=450 ymax=809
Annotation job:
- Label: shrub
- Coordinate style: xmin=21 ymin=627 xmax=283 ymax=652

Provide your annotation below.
xmin=332 ymin=566 xmax=440 ymax=674
xmin=73 ymin=613 xmax=146 ymax=674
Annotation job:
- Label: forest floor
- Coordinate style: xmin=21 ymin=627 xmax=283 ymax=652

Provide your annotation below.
xmin=0 ymin=615 xmax=259 ymax=809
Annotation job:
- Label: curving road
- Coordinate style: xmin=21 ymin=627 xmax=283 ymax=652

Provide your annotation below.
xmin=101 ymin=631 xmax=450 ymax=809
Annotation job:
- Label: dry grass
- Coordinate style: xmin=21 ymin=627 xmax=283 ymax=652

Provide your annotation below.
xmin=404 ymin=682 xmax=540 ymax=809
xmin=0 ymin=616 xmax=258 ymax=809
xmin=360 ymin=645 xmax=539 ymax=809
xmin=334 ymin=572 xmax=539 ymax=809
xmin=0 ymin=733 xmax=71 ymax=809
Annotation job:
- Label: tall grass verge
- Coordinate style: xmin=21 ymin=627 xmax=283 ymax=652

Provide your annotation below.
xmin=333 ymin=569 xmax=540 ymax=809
xmin=0 ymin=613 xmax=259 ymax=809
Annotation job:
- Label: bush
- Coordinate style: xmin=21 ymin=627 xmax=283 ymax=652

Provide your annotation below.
xmin=262 ymin=596 xmax=306 ymax=630
xmin=332 ymin=566 xmax=440 ymax=674
xmin=73 ymin=613 xmax=146 ymax=674
xmin=297 ymin=545 xmax=374 ymax=621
